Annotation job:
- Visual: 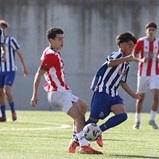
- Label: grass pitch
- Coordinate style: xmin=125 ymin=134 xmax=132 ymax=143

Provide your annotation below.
xmin=0 ymin=111 xmax=159 ymax=159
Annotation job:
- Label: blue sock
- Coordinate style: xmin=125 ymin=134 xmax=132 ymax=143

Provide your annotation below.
xmin=100 ymin=113 xmax=128 ymax=132
xmin=85 ymin=118 xmax=96 ymax=125
xmin=1 ymin=105 xmax=6 ymax=118
xmin=9 ymin=102 xmax=15 ymax=113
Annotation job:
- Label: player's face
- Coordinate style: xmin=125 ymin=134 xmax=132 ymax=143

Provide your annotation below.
xmin=121 ymin=40 xmax=135 ymax=56
xmin=145 ymin=27 xmax=156 ymax=38
xmin=50 ymin=34 xmax=64 ymax=51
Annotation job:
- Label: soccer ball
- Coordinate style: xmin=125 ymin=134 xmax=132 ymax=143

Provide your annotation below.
xmin=83 ymin=123 xmax=101 ymax=141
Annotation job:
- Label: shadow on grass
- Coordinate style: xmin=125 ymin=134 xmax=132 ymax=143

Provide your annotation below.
xmin=111 ymin=154 xmax=158 ymax=159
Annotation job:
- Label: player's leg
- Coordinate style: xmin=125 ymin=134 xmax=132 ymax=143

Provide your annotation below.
xmin=70 ymin=98 xmax=88 ymax=141
xmin=0 ymin=73 xmax=7 ymax=122
xmin=148 ymin=77 xmax=159 ymax=129
xmin=67 ymin=103 xmax=102 ymax=154
xmin=85 ymin=92 xmax=110 ymax=147
xmin=4 ymin=71 xmax=16 ymax=121
xmin=0 ymin=88 xmax=7 ymax=122
xmin=133 ymin=93 xmax=145 ymax=129
xmin=134 ymin=76 xmax=148 ymax=129
xmin=100 ymin=104 xmax=127 ymax=132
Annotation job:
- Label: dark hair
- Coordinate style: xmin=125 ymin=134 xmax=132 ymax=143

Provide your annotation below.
xmin=47 ymin=27 xmax=64 ymax=39
xmin=145 ymin=22 xmax=157 ymax=29
xmin=116 ymin=32 xmax=137 ymax=46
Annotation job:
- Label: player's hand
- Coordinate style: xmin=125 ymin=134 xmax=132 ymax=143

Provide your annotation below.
xmin=140 ymin=57 xmax=148 ymax=63
xmin=134 ymin=93 xmax=143 ymax=100
xmin=23 ymin=68 xmax=28 ymax=77
xmin=30 ymin=95 xmax=38 ymax=107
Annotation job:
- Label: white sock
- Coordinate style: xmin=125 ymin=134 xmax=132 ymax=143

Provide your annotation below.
xmin=150 ymin=110 xmax=157 ymax=121
xmin=76 ymin=131 xmax=89 ymax=147
xmin=135 ymin=113 xmax=141 ymax=122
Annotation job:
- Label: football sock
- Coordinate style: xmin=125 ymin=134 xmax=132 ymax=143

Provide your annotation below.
xmin=9 ymin=102 xmax=15 ymax=113
xmin=149 ymin=110 xmax=157 ymax=121
xmin=100 ymin=113 xmax=128 ymax=132
xmin=85 ymin=118 xmax=96 ymax=125
xmin=135 ymin=113 xmax=141 ymax=122
xmin=0 ymin=105 xmax=6 ymax=118
xmin=76 ymin=131 xmax=89 ymax=146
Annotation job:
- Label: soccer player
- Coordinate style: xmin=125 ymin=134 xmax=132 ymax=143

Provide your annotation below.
xmin=133 ymin=22 xmax=159 ymax=129
xmin=30 ymin=27 xmax=102 ymax=154
xmin=85 ymin=32 xmax=142 ymax=147
xmin=0 ymin=20 xmax=28 ymax=122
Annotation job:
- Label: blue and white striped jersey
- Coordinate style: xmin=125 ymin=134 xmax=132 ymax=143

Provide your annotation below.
xmin=0 ymin=28 xmax=4 ymax=45
xmin=0 ymin=36 xmax=20 ymax=72
xmin=91 ymin=49 xmax=129 ymax=97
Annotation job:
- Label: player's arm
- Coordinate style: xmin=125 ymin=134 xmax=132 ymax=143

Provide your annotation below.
xmin=30 ymin=67 xmax=46 ymax=107
xmin=107 ymin=55 xmax=134 ymax=67
xmin=16 ymin=49 xmax=28 ymax=77
xmin=120 ymin=82 xmax=142 ymax=100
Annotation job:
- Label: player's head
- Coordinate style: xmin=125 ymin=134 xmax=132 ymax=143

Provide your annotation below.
xmin=0 ymin=20 xmax=9 ymax=36
xmin=145 ymin=22 xmax=157 ymax=38
xmin=116 ymin=32 xmax=137 ymax=55
xmin=116 ymin=32 xmax=137 ymax=46
xmin=145 ymin=22 xmax=157 ymax=30
xmin=47 ymin=27 xmax=64 ymax=51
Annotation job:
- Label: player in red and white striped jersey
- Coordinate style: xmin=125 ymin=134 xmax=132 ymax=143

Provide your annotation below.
xmin=133 ymin=22 xmax=159 ymax=129
xmin=30 ymin=27 xmax=102 ymax=154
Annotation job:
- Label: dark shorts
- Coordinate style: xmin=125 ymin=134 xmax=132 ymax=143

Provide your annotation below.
xmin=0 ymin=71 xmax=15 ymax=88
xmin=90 ymin=91 xmax=124 ymax=120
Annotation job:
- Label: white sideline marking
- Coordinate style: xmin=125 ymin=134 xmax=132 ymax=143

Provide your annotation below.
xmin=0 ymin=121 xmax=71 ymax=131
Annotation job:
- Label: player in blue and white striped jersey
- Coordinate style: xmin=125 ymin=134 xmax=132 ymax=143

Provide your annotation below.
xmin=0 ymin=20 xmax=28 ymax=122
xmin=85 ymin=32 xmax=142 ymax=147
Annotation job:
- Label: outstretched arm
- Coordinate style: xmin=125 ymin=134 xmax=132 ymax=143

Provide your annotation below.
xmin=108 ymin=54 xmax=134 ymax=67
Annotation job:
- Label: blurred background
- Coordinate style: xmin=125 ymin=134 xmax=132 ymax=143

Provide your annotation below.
xmin=0 ymin=0 xmax=159 ymax=112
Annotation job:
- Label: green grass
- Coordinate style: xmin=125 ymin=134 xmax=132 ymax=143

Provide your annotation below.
xmin=0 ymin=111 xmax=159 ymax=159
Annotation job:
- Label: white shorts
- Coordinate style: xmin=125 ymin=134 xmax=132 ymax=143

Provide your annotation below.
xmin=47 ymin=90 xmax=78 ymax=113
xmin=137 ymin=76 xmax=159 ymax=93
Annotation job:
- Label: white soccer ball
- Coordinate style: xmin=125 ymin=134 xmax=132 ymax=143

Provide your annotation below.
xmin=83 ymin=123 xmax=101 ymax=141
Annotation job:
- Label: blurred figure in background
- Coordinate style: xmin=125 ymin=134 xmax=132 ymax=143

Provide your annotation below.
xmin=0 ymin=20 xmax=28 ymax=122
xmin=133 ymin=22 xmax=159 ymax=129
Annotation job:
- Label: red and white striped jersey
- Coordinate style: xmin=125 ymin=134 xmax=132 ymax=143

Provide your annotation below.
xmin=134 ymin=37 xmax=159 ymax=77
xmin=40 ymin=47 xmax=69 ymax=92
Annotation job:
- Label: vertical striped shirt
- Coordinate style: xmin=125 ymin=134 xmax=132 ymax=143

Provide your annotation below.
xmin=134 ymin=37 xmax=159 ymax=76
xmin=40 ymin=47 xmax=69 ymax=92
xmin=0 ymin=36 xmax=20 ymax=72
xmin=91 ymin=49 xmax=129 ymax=97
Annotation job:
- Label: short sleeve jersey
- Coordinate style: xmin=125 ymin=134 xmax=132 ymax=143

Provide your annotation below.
xmin=90 ymin=49 xmax=129 ymax=97
xmin=40 ymin=47 xmax=69 ymax=92
xmin=134 ymin=37 xmax=159 ymax=77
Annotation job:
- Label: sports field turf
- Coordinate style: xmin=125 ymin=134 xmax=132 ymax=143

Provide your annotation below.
xmin=0 ymin=111 xmax=159 ymax=159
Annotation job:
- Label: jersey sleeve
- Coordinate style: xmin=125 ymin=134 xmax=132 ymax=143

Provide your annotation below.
xmin=0 ymin=28 xmax=4 ymax=44
xmin=40 ymin=54 xmax=58 ymax=71
xmin=134 ymin=40 xmax=142 ymax=54
xmin=11 ymin=37 xmax=20 ymax=51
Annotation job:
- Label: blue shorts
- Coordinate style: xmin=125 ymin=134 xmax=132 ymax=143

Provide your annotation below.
xmin=0 ymin=71 xmax=15 ymax=88
xmin=90 ymin=91 xmax=124 ymax=120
